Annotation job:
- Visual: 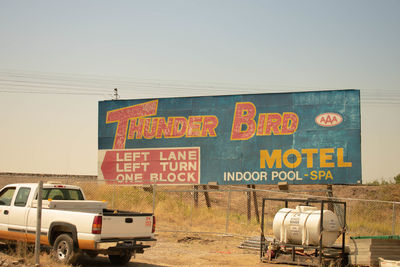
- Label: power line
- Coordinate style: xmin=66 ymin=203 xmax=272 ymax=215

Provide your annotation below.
xmin=0 ymin=69 xmax=398 ymax=95
xmin=2 ymin=69 xmax=399 ymax=92
xmin=0 ymin=80 xmax=110 ymax=93
xmin=0 ymin=89 xmax=105 ymax=96
xmin=0 ymin=69 xmax=399 ymax=105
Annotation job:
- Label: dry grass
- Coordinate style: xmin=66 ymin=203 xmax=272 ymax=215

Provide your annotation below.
xmin=2 ymin=175 xmax=400 ymax=265
xmin=79 ymin=184 xmax=267 ymax=236
xmin=79 ymin=183 xmax=400 ymax=238
xmin=1 ymin=242 xmax=70 ymax=267
xmin=346 ymin=200 xmax=400 ymax=236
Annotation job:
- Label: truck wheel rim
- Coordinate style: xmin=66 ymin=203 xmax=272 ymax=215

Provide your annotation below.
xmin=56 ymin=241 xmax=69 ymax=260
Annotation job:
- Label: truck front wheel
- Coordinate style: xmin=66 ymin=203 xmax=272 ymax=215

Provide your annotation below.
xmin=53 ymin=234 xmax=79 ymax=264
xmin=108 ymin=251 xmax=132 ymax=265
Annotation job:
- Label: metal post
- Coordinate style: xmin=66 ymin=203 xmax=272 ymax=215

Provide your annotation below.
xmin=319 ymin=201 xmax=324 ymax=265
xmin=225 ymin=186 xmax=232 ymax=234
xmin=291 ymin=245 xmax=295 ymax=261
xmin=392 ymin=203 xmax=396 ymax=236
xmin=247 ymin=185 xmax=251 ymax=221
xmin=35 ymin=181 xmax=43 ymax=266
xmin=152 ymin=184 xmax=156 ymax=214
xmin=260 ymin=198 xmax=266 ymax=261
xmin=112 ymin=183 xmax=115 ymax=209
xmin=342 ymin=202 xmax=346 ymax=257
xmin=190 ymin=186 xmax=194 ymax=232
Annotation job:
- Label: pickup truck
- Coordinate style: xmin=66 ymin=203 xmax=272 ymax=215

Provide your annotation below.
xmin=0 ymin=182 xmax=156 ymax=265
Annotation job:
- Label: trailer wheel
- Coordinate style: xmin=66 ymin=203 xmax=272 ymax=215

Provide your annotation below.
xmin=108 ymin=251 xmax=132 ymax=265
xmin=52 ymin=234 xmax=79 ymax=264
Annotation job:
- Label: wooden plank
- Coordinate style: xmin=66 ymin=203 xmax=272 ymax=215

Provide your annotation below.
xmin=193 ymin=185 xmax=199 ymax=208
xmin=202 ymin=185 xmax=211 ymax=208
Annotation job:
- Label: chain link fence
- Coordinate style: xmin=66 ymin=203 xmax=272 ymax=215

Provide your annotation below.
xmin=71 ymin=179 xmax=400 ymax=239
xmin=1 ymin=174 xmax=399 ymax=239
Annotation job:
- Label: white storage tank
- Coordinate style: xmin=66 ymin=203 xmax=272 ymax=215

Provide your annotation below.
xmin=273 ymin=205 xmax=341 ymax=247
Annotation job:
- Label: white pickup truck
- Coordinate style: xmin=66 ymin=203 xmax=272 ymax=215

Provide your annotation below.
xmin=0 ymin=182 xmax=156 ymax=265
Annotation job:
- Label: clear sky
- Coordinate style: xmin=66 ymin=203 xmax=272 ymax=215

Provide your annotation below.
xmin=0 ymin=1 xmax=399 ymax=183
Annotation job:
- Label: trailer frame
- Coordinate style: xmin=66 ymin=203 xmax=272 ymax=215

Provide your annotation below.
xmin=260 ymin=198 xmax=347 ymax=266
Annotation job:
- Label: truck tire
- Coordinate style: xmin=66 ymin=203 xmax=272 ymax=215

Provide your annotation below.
xmin=108 ymin=251 xmax=132 ymax=265
xmin=52 ymin=234 xmax=79 ymax=264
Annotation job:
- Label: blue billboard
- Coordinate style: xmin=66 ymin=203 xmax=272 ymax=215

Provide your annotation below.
xmin=98 ymin=90 xmax=361 ymax=185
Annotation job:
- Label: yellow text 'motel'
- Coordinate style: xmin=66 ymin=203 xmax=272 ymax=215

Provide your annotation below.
xmin=260 ymin=148 xmax=352 ymax=169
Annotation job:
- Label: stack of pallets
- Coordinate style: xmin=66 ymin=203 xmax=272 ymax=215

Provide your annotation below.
xmin=348 ymin=236 xmax=400 ymax=267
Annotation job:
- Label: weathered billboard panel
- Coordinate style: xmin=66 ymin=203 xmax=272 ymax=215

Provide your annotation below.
xmin=98 ymin=89 xmax=361 ymax=185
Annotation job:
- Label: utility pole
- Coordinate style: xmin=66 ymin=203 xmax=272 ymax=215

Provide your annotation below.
xmin=113 ymin=88 xmax=120 ymax=100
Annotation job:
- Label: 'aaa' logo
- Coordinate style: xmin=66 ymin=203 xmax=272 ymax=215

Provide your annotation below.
xmin=315 ymin=113 xmax=343 ymax=127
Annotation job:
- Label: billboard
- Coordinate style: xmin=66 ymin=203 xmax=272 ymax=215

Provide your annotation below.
xmin=98 ymin=89 xmax=361 ymax=185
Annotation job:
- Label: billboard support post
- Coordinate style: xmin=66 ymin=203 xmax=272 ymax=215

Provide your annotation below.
xmin=252 ymin=185 xmax=260 ymax=223
xmin=203 ymin=185 xmax=211 ymax=208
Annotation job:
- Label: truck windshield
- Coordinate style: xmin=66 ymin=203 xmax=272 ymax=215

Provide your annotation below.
xmin=40 ymin=188 xmax=84 ymax=200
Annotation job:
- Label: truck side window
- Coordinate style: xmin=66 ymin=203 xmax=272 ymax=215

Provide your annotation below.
xmin=0 ymin=187 xmax=16 ymax=206
xmin=14 ymin=187 xmax=31 ymax=207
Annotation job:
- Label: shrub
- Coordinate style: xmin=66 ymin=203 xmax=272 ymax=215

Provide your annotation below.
xmin=394 ymin=174 xmax=400 ymax=184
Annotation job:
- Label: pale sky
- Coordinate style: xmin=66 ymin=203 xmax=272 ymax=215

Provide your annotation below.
xmin=0 ymin=1 xmax=399 ymax=183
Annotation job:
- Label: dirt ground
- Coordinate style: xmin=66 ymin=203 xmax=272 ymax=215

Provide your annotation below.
xmin=0 ymin=232 xmax=290 ymax=267
xmin=78 ymin=232 xmax=272 ymax=267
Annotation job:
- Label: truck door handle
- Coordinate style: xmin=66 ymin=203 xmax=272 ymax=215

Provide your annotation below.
xmin=125 ymin=218 xmax=133 ymax=223
xmin=4 ymin=210 xmax=8 ymax=215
